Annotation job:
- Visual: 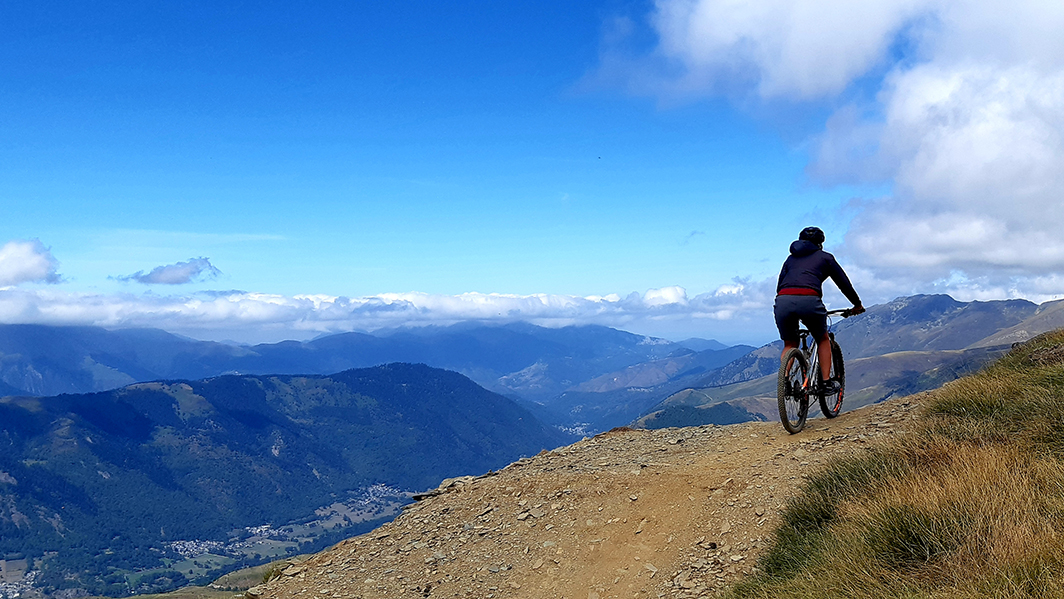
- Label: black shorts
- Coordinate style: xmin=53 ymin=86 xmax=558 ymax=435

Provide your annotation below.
xmin=773 ymin=295 xmax=828 ymax=343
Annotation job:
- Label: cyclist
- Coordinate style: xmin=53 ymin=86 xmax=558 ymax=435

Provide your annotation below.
xmin=774 ymin=227 xmax=864 ymax=394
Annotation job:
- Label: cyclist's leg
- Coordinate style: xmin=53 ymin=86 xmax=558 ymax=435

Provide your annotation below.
xmin=773 ymin=296 xmax=801 ymax=361
xmin=816 ymin=333 xmax=832 ymax=381
xmin=782 ymin=340 xmax=799 ymax=358
xmin=797 ymin=298 xmax=831 ymax=381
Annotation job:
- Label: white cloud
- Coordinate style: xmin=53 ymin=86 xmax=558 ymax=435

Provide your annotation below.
xmin=637 ymin=0 xmax=1064 ymax=300
xmin=0 ymin=285 xmax=779 ymax=344
xmin=842 ymin=64 xmax=1064 ymax=283
xmin=116 ymin=258 xmax=222 ymax=285
xmin=646 ymin=0 xmax=934 ymax=99
xmin=643 ymin=285 xmax=688 ymax=306
xmin=0 ymin=240 xmax=61 ymax=287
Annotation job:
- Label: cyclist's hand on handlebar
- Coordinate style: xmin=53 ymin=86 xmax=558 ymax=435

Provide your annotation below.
xmin=842 ymin=305 xmax=865 ymax=318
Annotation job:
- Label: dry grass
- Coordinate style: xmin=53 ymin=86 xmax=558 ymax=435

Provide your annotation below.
xmin=116 ymin=587 xmax=237 ymax=599
xmin=732 ymin=330 xmax=1064 ymax=599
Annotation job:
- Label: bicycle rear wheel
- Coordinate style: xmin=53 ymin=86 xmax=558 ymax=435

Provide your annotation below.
xmin=818 ymin=339 xmax=845 ymax=418
xmin=778 ymin=348 xmax=809 ymax=434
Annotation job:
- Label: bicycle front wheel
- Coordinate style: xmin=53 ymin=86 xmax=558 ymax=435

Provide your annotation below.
xmin=778 ymin=348 xmax=809 ymax=434
xmin=818 ymin=339 xmax=845 ymax=418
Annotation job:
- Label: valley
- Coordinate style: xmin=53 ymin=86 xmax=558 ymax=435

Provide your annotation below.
xmin=114 ymin=484 xmax=411 ymax=596
xmin=0 ymin=365 xmax=562 ymax=596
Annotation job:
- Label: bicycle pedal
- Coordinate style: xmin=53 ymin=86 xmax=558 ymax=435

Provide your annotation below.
xmin=820 ymin=380 xmax=841 ymax=395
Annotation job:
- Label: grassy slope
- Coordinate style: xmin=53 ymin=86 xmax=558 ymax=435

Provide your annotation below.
xmin=731 ymin=330 xmax=1064 ymax=599
xmin=100 ymin=556 xmax=312 ymax=599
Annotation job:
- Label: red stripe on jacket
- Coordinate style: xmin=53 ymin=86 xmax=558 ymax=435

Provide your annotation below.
xmin=777 ymin=288 xmax=820 ymax=297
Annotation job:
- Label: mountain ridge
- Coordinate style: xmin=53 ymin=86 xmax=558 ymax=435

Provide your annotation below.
xmin=0 ymin=323 xmax=681 ymax=405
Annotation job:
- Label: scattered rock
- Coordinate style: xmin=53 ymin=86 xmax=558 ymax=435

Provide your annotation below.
xmin=260 ymin=395 xmax=922 ymax=599
xmin=281 ymin=565 xmax=304 ymax=576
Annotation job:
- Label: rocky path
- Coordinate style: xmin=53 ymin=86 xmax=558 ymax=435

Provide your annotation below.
xmin=256 ymin=395 xmax=923 ymax=599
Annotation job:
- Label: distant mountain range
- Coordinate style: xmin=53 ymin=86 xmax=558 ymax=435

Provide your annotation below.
xmin=832 ymin=294 xmax=1039 ymax=358
xmin=533 ymin=344 xmax=756 ymax=433
xmin=0 ymin=322 xmax=732 ymax=433
xmin=0 ymin=322 xmax=696 ymax=398
xmin=2 ymin=294 xmax=1063 ymax=435
xmin=0 ymin=364 xmax=564 ymax=596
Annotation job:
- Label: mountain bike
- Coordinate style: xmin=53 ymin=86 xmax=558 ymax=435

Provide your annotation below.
xmin=776 ymin=309 xmax=853 ymax=434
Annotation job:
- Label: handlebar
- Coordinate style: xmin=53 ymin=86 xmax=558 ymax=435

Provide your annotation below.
xmin=828 ymin=307 xmax=865 ymax=318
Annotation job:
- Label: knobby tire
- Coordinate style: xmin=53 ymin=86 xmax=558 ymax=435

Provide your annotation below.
xmin=818 ymin=339 xmax=845 ymax=418
xmin=778 ymin=348 xmax=809 ymax=434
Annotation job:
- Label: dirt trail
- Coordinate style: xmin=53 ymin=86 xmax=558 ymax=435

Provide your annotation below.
xmin=257 ymin=394 xmax=923 ymax=599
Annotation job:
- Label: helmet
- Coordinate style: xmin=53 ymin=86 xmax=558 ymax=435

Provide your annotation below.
xmin=799 ymin=226 xmax=825 ymax=248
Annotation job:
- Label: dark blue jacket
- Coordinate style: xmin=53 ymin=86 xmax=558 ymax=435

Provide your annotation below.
xmin=776 ymin=240 xmax=861 ymax=305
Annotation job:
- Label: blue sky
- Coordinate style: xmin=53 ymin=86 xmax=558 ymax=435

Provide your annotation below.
xmin=2 ymin=1 xmax=1063 ymax=344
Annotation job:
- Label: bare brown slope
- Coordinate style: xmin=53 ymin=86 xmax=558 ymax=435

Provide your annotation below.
xmin=255 ymin=396 xmax=921 ymax=599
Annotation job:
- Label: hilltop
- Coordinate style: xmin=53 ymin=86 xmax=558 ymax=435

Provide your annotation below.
xmin=254 ymin=395 xmax=920 ymax=599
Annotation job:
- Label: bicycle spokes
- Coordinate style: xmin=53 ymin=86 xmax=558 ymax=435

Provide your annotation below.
xmin=778 ymin=349 xmax=810 ymax=434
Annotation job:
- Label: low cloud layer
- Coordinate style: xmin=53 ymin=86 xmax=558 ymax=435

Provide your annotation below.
xmin=0 ymin=240 xmax=61 ymax=287
xmin=116 ymin=258 xmax=222 ymax=285
xmin=0 ymin=237 xmax=811 ymax=344
xmin=633 ymin=0 xmax=1064 ymax=299
xmin=0 ymin=284 xmax=777 ymax=344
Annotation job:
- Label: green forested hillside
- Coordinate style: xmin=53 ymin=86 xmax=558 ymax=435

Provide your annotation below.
xmin=0 ymin=363 xmax=566 ymax=596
